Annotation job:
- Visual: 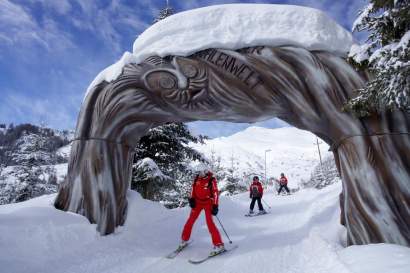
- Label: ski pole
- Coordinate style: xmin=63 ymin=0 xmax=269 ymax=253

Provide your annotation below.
xmin=215 ymin=215 xmax=233 ymax=244
xmin=262 ymin=198 xmax=271 ymax=209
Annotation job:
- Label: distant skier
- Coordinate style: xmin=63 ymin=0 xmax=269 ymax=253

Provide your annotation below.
xmin=276 ymin=173 xmax=290 ymax=195
xmin=179 ymin=163 xmax=225 ymax=255
xmin=248 ymin=176 xmax=266 ymax=215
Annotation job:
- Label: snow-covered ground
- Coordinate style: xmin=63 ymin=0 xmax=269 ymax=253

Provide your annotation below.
xmin=56 ymin=144 xmax=71 ymax=160
xmin=192 ymin=126 xmax=332 ymax=188
xmin=1 ymin=183 xmax=409 ymax=273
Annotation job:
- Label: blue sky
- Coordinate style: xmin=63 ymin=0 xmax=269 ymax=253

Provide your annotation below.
xmin=0 ymin=0 xmax=367 ymax=138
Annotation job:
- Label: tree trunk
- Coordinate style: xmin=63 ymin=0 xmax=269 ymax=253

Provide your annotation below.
xmin=54 ymin=69 xmax=174 ymax=234
xmin=335 ymin=112 xmax=410 ymax=245
xmin=55 ymin=139 xmax=133 ymax=234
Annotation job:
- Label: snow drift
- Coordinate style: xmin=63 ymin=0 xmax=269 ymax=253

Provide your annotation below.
xmin=2 ymin=184 xmax=410 ymax=273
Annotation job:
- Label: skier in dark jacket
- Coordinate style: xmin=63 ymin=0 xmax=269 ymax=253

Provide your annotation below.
xmin=248 ymin=176 xmax=266 ymax=215
xmin=179 ymin=164 xmax=225 ymax=255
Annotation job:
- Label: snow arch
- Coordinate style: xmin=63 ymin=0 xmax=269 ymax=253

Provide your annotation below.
xmin=54 ymin=5 xmax=410 ymax=246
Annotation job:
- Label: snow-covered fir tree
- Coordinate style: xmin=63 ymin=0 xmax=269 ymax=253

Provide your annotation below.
xmin=0 ymin=123 xmax=71 ymax=204
xmin=347 ymin=0 xmax=410 ymax=116
xmin=0 ymin=123 xmax=70 ymax=166
xmin=208 ymin=148 xmax=226 ymax=184
xmin=301 ymin=155 xmax=340 ymax=189
xmin=132 ymin=122 xmax=207 ymax=207
xmin=131 ymin=158 xmax=173 ymax=203
xmin=153 ymin=0 xmax=174 ymax=24
xmin=0 ymin=164 xmax=58 ymax=204
xmin=221 ymin=152 xmax=248 ymax=195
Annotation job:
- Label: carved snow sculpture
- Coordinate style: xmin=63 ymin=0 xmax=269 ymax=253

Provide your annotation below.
xmin=54 ymin=5 xmax=410 ymax=246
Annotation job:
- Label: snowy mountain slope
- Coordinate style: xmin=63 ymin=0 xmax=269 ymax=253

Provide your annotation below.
xmin=192 ymin=126 xmax=332 ymax=188
xmin=1 ymin=184 xmax=409 ymax=273
xmin=1 ymin=126 xmax=330 ymax=206
xmin=0 ymin=124 xmax=73 ymax=205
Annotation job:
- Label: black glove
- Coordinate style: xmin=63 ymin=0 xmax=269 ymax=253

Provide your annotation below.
xmin=211 ymin=205 xmax=218 ymax=216
xmin=189 ymin=198 xmax=196 ymax=209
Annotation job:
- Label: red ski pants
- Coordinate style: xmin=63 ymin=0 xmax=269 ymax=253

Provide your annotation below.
xmin=181 ymin=202 xmax=223 ymax=246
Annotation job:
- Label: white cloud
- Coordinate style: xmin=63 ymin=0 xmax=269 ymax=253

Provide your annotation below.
xmin=28 ymin=0 xmax=72 ymax=15
xmin=0 ymin=93 xmax=77 ymax=130
xmin=0 ymin=0 xmax=35 ymax=26
xmin=67 ymin=0 xmax=149 ymax=54
xmin=0 ymin=32 xmax=13 ymax=45
xmin=0 ymin=0 xmax=75 ymax=52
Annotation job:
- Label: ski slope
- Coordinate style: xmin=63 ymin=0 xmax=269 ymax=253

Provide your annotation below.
xmin=1 ymin=183 xmax=409 ymax=273
xmin=191 ymin=126 xmax=332 ymax=189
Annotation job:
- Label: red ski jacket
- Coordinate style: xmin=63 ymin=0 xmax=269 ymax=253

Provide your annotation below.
xmin=249 ymin=181 xmax=263 ymax=197
xmin=279 ymin=176 xmax=288 ymax=185
xmin=191 ymin=172 xmax=219 ymax=205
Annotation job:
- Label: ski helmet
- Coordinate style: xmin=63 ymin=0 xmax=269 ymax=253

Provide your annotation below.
xmin=193 ymin=162 xmax=209 ymax=177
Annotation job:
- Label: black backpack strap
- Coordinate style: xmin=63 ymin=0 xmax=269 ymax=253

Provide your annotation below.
xmin=208 ymin=176 xmax=215 ymax=197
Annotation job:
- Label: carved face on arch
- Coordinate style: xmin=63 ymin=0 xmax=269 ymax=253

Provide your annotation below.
xmin=142 ymin=56 xmax=213 ymax=114
xmin=141 ymin=51 xmax=273 ymax=123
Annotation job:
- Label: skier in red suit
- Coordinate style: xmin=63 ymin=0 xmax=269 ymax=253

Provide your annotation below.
xmin=180 ymin=164 xmax=225 ymax=254
xmin=277 ymin=173 xmax=290 ymax=195
xmin=248 ymin=176 xmax=266 ymax=215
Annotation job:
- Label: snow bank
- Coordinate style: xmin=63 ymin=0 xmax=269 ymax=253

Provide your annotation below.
xmin=56 ymin=144 xmax=71 ymax=160
xmin=1 ymin=184 xmax=410 ymax=273
xmin=86 ymin=4 xmax=353 ymax=99
xmin=339 ymin=244 xmax=410 ymax=273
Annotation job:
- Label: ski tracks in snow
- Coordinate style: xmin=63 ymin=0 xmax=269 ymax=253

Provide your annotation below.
xmin=1 ymin=184 xmax=364 ymax=273
xmin=137 ymin=184 xmax=354 ymax=273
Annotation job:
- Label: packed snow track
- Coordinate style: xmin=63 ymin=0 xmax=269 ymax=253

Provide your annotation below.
xmin=1 ymin=183 xmax=409 ymax=273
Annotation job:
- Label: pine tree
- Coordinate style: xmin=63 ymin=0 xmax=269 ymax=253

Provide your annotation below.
xmin=134 ymin=123 xmax=205 ymax=174
xmin=347 ymin=0 xmax=410 ymax=116
xmin=132 ymin=122 xmax=207 ymax=207
xmin=302 ymin=155 xmax=340 ymax=189
xmin=153 ymin=1 xmax=174 ymax=24
xmin=131 ymin=158 xmax=173 ymax=201
xmin=223 ymin=152 xmax=246 ymax=195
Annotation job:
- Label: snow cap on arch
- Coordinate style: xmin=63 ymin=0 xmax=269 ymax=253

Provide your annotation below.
xmin=85 ymin=4 xmax=354 ymax=100
xmin=133 ymin=4 xmax=353 ymax=60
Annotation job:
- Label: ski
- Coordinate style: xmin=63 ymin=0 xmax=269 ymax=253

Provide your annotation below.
xmin=188 ymin=245 xmax=238 ymax=264
xmin=166 ymin=241 xmax=192 ymax=259
xmin=245 ymin=211 xmax=269 ymax=217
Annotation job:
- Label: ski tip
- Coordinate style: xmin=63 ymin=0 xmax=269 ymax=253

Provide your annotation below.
xmin=188 ymin=259 xmax=204 ymax=264
xmin=188 ymin=245 xmax=238 ymax=264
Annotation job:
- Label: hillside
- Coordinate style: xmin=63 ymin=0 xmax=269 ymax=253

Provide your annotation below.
xmin=0 ymin=125 xmax=335 ymax=205
xmin=0 ymin=124 xmax=72 ymax=204
xmin=192 ymin=126 xmax=332 ymax=189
